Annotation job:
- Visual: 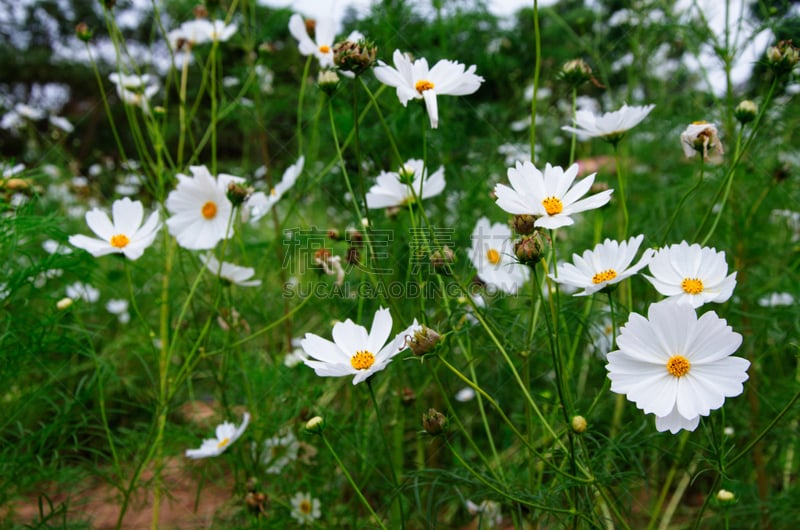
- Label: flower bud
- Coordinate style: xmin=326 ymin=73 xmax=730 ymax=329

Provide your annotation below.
xmin=318 ymin=70 xmax=340 ymax=96
xmin=57 ymin=297 xmax=73 ymax=310
xmin=514 ymin=233 xmax=544 ymax=265
xmin=400 ymin=386 xmax=416 ymax=406
xmin=559 ymin=58 xmax=593 ymax=86
xmin=227 ymin=182 xmax=253 ymax=207
xmin=430 ymin=246 xmax=455 ymax=275
xmin=716 ymin=489 xmax=735 ymax=502
xmin=734 ymin=100 xmax=757 ymax=125
xmin=193 ymin=5 xmax=208 ymax=19
xmin=422 ymin=408 xmax=447 ymax=435
xmin=511 ymin=214 xmax=537 ymax=235
xmin=75 ymin=22 xmax=93 ymax=42
xmin=571 ymin=415 xmax=587 ymax=434
xmin=333 ymin=39 xmax=378 ymax=75
xmin=406 ymin=325 xmax=441 ymax=356
xmin=304 ymin=416 xmax=325 ymax=434
xmin=766 ymin=40 xmax=799 ymax=75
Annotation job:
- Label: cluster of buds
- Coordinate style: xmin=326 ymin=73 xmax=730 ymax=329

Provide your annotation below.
xmin=680 ymin=121 xmax=724 ymax=162
xmin=734 ymin=100 xmax=757 ymax=125
xmin=333 ymin=39 xmax=378 ymax=76
xmin=766 ymin=40 xmax=799 ymax=75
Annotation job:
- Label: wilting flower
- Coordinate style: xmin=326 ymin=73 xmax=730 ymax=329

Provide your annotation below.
xmin=246 ymin=157 xmax=304 ymax=223
xmin=549 ymin=235 xmax=654 ymax=296
xmin=290 ymin=491 xmax=321 ymax=525
xmin=562 ymin=103 xmax=655 ymax=143
xmin=373 ymin=49 xmax=484 ymax=129
xmin=468 ymin=217 xmax=530 ymax=294
xmin=69 ymin=197 xmax=161 ymax=260
xmin=606 ymin=301 xmax=749 ymax=433
xmin=185 ymin=412 xmax=250 ymax=459
xmin=644 ymin=241 xmax=736 ymax=308
xmin=166 ymin=166 xmax=244 ymax=250
xmin=680 ymin=121 xmax=723 ymax=161
xmin=365 ymin=159 xmax=445 ymax=209
xmin=109 ymin=73 xmax=159 ymax=112
xmin=202 ymin=254 xmax=261 ymax=287
xmin=494 ymin=161 xmax=613 ymax=229
xmin=262 ymin=430 xmax=300 ymax=474
xmin=300 ymin=307 xmax=414 ymax=384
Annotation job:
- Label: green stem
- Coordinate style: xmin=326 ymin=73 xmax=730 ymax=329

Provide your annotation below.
xmin=529 ymin=0 xmax=541 ymax=162
xmin=661 ymin=157 xmax=704 ymax=246
xmin=296 ymin=56 xmax=312 ymax=156
xmin=366 ymin=379 xmax=405 ymax=529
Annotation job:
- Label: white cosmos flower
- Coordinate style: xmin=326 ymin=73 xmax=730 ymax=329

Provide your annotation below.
xmin=166 ymin=166 xmax=244 ymax=250
xmin=606 ymin=301 xmax=749 ymax=433
xmin=185 ymin=412 xmax=250 ymax=459
xmin=680 ymin=121 xmax=724 ymax=161
xmin=288 ymin=14 xmax=338 ymax=68
xmin=69 ymin=197 xmax=161 ymax=260
xmin=494 ymin=161 xmax=613 ymax=229
xmin=262 ymin=430 xmax=300 ymax=474
xmin=468 ymin=217 xmax=529 ymax=294
xmin=644 ymin=241 xmax=736 ymax=308
xmin=202 ymin=253 xmax=261 ymax=287
xmin=66 ymin=282 xmax=99 ymax=303
xmin=204 ymin=19 xmax=237 ymax=42
xmin=290 ymin=491 xmax=321 ymax=525
xmin=550 ymin=234 xmax=654 ymax=296
xmin=757 ymin=292 xmax=794 ymax=307
xmin=373 ymin=49 xmax=484 ymax=129
xmin=106 ymin=299 xmax=130 ymax=324
xmin=109 ymin=73 xmax=159 ymax=111
xmin=300 ymin=307 xmax=414 ymax=385
xmin=365 ymin=158 xmax=445 ymax=209
xmin=562 ymin=103 xmax=655 ymax=142
xmin=246 ymin=156 xmax=304 ymax=223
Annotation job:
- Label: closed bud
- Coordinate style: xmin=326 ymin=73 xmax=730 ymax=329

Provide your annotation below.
xmin=716 ymin=489 xmax=735 ymax=502
xmin=75 ymin=22 xmax=93 ymax=42
xmin=514 ymin=233 xmax=544 ymax=265
xmin=326 ymin=228 xmax=341 ymax=240
xmin=571 ymin=415 xmax=587 ymax=433
xmin=400 ymin=386 xmax=416 ymax=406
xmin=511 ymin=214 xmax=537 ymax=235
xmin=193 ymin=5 xmax=208 ymax=19
xmin=431 ymin=246 xmax=455 ymax=275
xmin=304 ymin=416 xmax=325 ymax=434
xmin=318 ymin=70 xmax=340 ymax=95
xmin=333 ymin=39 xmax=378 ymax=75
xmin=406 ymin=325 xmax=441 ymax=356
xmin=422 ymin=408 xmax=447 ymax=435
xmin=559 ymin=58 xmax=593 ymax=86
xmin=57 ymin=297 xmax=73 ymax=310
xmin=734 ymin=100 xmax=757 ymax=124
xmin=227 ymin=182 xmax=253 ymax=206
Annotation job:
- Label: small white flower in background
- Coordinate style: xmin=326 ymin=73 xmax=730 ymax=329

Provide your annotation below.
xmin=680 ymin=121 xmax=724 ymax=162
xmin=15 ymin=103 xmax=46 ymax=120
xmin=69 ymin=197 xmax=161 ymax=260
xmin=300 ymin=307 xmax=415 ymax=385
xmin=108 ymin=73 xmax=159 ymax=112
xmin=588 ymin=316 xmax=615 ymax=358
xmin=468 ymin=217 xmax=529 ymax=294
xmin=1 ymin=162 xmax=25 ymax=178
xmin=262 ymin=430 xmax=300 ymax=474
xmin=284 ymin=338 xmax=307 ymax=367
xmin=66 ymin=282 xmax=99 ymax=303
xmin=549 ymin=235 xmax=655 ymax=296
xmin=288 ymin=14 xmax=338 ymax=68
xmin=204 ymin=19 xmax=237 ymax=42
xmin=246 ymin=156 xmax=304 ymax=223
xmin=770 ymin=209 xmax=800 ymax=241
xmin=465 ymin=499 xmax=503 ymax=529
xmin=290 ymin=491 xmax=321 ymax=525
xmin=758 ymin=292 xmax=794 ymax=307
xmin=644 ymin=241 xmax=736 ymax=308
xmin=365 ymin=159 xmax=445 ymax=209
xmin=185 ymin=412 xmax=250 ymax=459
xmin=48 ymin=115 xmax=74 ymax=133
xmin=373 ymin=49 xmax=484 ymax=129
xmin=562 ymin=103 xmax=655 ymax=143
xmin=106 ymin=299 xmax=130 ymax=324
xmin=167 ymin=19 xmax=212 ymax=50
xmin=606 ymin=301 xmax=749 ymax=434
xmin=454 ymin=387 xmax=476 ymax=402
xmin=0 ymin=283 xmax=10 ymax=301
xmin=166 ymin=166 xmax=243 ymax=250
xmin=202 ymin=254 xmax=261 ymax=287
xmin=494 ymin=161 xmax=613 ymax=229
xmin=42 ymin=239 xmax=72 ymax=255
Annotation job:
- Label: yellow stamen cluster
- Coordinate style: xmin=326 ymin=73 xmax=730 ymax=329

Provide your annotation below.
xmin=201 ymin=201 xmax=218 ymax=219
xmin=542 ymin=196 xmax=564 ymax=216
xmin=319 ymin=45 xmax=330 ymax=54
xmin=110 ymin=234 xmax=130 ymax=248
xmin=299 ymin=499 xmax=313 ymax=514
xmin=681 ymin=278 xmax=704 ymax=294
xmin=486 ymin=248 xmax=501 ymax=265
xmin=216 ymin=437 xmax=230 ymax=449
xmin=351 ymin=350 xmax=375 ymax=370
xmin=592 ymin=269 xmax=618 ymax=284
xmin=415 ymin=80 xmax=435 ymax=93
xmin=666 ymin=355 xmax=691 ymax=377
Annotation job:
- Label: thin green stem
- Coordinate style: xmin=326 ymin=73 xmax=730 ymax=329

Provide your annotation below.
xmin=661 ymin=157 xmax=705 ymax=246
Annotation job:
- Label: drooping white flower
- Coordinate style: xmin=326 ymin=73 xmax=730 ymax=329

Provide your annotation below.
xmin=288 ymin=14 xmax=338 ymax=68
xmin=246 ymin=156 xmax=304 ymax=223
xmin=290 ymin=491 xmax=321 ymax=526
xmin=562 ymin=104 xmax=655 ymax=142
xmin=468 ymin=217 xmax=529 ymax=294
xmin=185 ymin=412 xmax=250 ymax=459
xmin=202 ymin=253 xmax=261 ymax=287
xmin=606 ymin=301 xmax=749 ymax=433
xmin=549 ymin=235 xmax=655 ymax=296
xmin=261 ymin=430 xmax=300 ymax=474
xmin=494 ymin=161 xmax=613 ymax=229
xmin=365 ymin=159 xmax=445 ymax=209
xmin=373 ymin=49 xmax=484 ymax=129
xmin=69 ymin=197 xmax=161 ymax=260
xmin=166 ymin=166 xmax=244 ymax=250
xmin=680 ymin=121 xmax=724 ymax=161
xmin=300 ymin=307 xmax=414 ymax=385
xmin=644 ymin=241 xmax=736 ymax=308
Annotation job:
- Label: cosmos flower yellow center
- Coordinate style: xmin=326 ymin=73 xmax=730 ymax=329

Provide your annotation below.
xmin=692 ymin=120 xmax=709 ymax=125
xmin=542 ymin=196 xmax=563 ymax=215
xmin=681 ymin=278 xmax=704 ymax=294
xmin=270 ymin=187 xmax=277 ymax=196
xmin=110 ymin=234 xmax=130 ymax=248
xmin=592 ymin=269 xmax=617 ymax=284
xmin=351 ymin=350 xmax=375 ymax=370
xmin=666 ymin=355 xmax=691 ymax=377
xmin=216 ymin=437 xmax=230 ymax=449
xmin=299 ymin=499 xmax=312 ymax=514
xmin=202 ymin=201 xmax=218 ymax=219
xmin=486 ymin=248 xmax=501 ymax=265
xmin=415 ymin=80 xmax=435 ymax=93
xmin=319 ymin=45 xmax=330 ymax=54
